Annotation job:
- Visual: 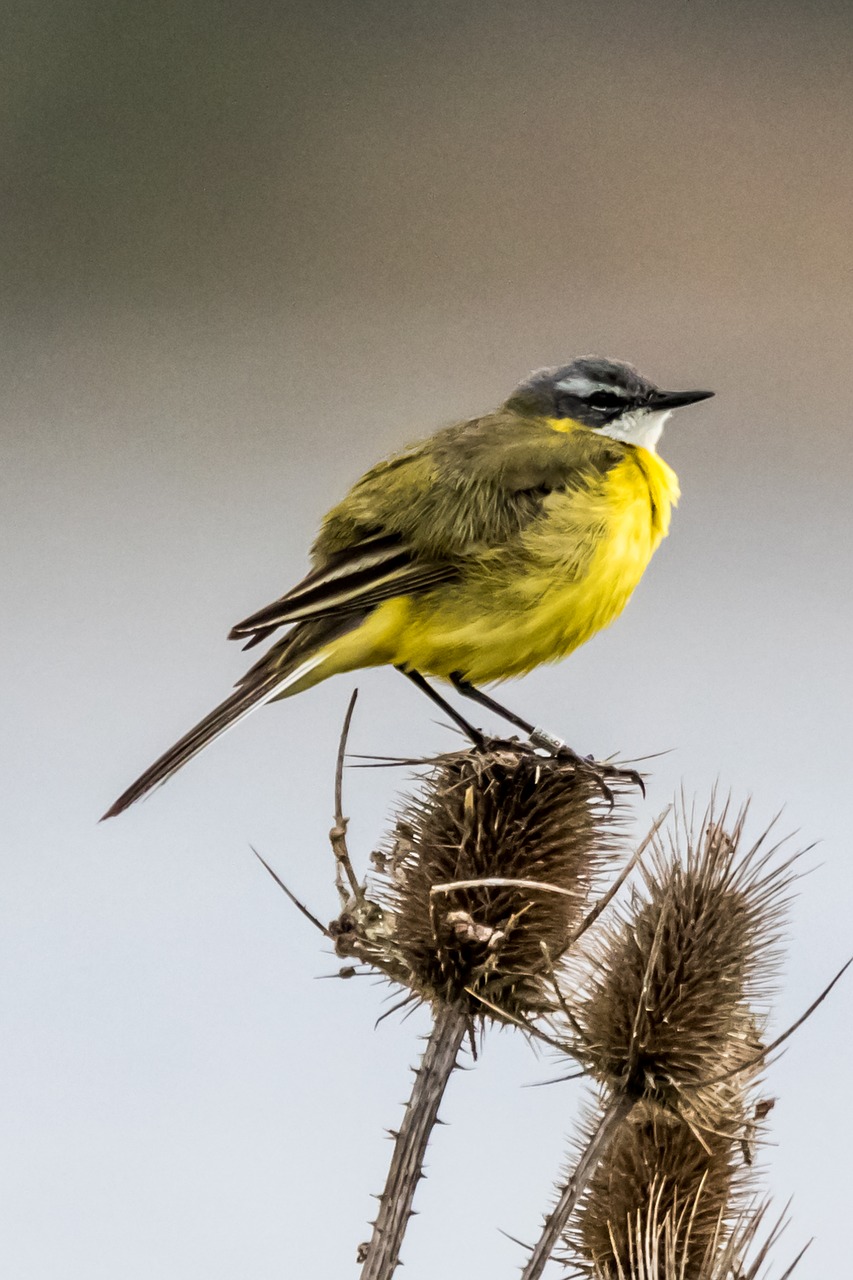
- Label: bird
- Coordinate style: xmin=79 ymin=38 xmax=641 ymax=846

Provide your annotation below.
xmin=102 ymin=356 xmax=713 ymax=818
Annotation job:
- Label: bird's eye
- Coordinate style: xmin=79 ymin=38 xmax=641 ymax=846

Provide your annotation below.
xmin=585 ymin=390 xmax=625 ymax=412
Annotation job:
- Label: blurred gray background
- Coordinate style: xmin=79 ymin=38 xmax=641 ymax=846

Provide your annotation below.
xmin=3 ymin=0 xmax=852 ymax=1275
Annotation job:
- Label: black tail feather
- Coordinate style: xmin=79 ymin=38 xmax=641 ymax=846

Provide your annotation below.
xmin=101 ymin=672 xmax=282 ymax=820
xmin=102 ymin=615 xmax=364 ymax=820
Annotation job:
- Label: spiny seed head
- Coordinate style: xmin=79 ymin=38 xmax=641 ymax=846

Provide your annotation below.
xmin=573 ymin=1193 xmax=804 ymax=1280
xmin=574 ymin=802 xmax=796 ymax=1104
xmin=567 ymin=1099 xmax=751 ymax=1280
xmin=376 ymin=745 xmax=626 ymax=1021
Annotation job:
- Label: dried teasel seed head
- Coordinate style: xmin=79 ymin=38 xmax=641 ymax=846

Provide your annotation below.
xmin=566 ymin=1097 xmax=752 ymax=1280
xmin=573 ymin=802 xmax=796 ymax=1105
xmin=571 ymin=1180 xmax=805 ymax=1280
xmin=376 ymin=744 xmax=626 ymax=1021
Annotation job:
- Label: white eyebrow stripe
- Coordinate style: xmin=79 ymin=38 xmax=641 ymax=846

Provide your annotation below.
xmin=554 ymin=375 xmax=628 ymax=399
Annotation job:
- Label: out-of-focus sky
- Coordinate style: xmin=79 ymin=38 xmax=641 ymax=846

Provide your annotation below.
xmin=3 ymin=1 xmax=852 ymax=1275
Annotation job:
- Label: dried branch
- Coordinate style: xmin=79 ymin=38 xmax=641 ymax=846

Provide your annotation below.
xmin=250 ymin=844 xmax=331 ymax=937
xmin=565 ymin=807 xmax=671 ymax=948
xmin=358 ymin=1003 xmax=468 ymax=1279
xmin=520 ymin=1091 xmax=637 ymax=1280
xmin=330 ymin=688 xmax=363 ymax=904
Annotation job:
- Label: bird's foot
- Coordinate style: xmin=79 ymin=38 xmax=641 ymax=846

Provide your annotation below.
xmin=528 ymin=727 xmax=645 ymax=804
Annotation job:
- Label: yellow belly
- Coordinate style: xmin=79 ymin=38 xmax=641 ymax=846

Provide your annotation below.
xmin=307 ymin=447 xmax=679 ymax=687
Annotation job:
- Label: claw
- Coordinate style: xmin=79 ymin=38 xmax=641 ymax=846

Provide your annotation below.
xmin=528 ymin=729 xmax=645 ymax=804
xmin=626 ymin=768 xmax=646 ymax=798
xmin=597 ymin=776 xmax=616 ymax=808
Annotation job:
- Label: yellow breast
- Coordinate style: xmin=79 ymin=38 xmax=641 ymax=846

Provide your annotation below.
xmin=320 ymin=445 xmax=680 ymax=686
xmin=559 ymin=445 xmax=679 ymax=651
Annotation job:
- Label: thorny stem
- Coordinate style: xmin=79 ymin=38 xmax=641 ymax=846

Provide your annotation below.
xmin=360 ymin=1003 xmax=469 ymax=1280
xmin=519 ymin=1090 xmax=636 ymax=1280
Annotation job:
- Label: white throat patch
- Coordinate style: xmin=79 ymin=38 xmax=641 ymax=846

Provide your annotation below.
xmin=597 ymin=407 xmax=670 ymax=451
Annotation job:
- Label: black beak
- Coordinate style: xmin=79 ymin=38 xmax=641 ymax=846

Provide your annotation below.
xmin=649 ymin=388 xmax=715 ymax=411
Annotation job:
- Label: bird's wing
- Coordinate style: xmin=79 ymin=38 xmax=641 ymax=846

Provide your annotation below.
xmin=230 ymin=414 xmax=622 ymax=648
xmin=229 ymin=532 xmax=456 ymax=648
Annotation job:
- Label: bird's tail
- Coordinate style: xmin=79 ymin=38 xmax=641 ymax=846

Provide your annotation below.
xmin=101 ymin=650 xmax=327 ymax=820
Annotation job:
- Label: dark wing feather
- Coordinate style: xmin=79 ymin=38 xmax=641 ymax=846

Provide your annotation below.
xmin=229 ymin=532 xmax=456 ymax=647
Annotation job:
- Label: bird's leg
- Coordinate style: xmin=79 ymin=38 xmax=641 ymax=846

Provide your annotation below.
xmin=450 ymin=675 xmax=595 ymax=763
xmin=449 ymin=675 xmax=538 ymax=737
xmin=449 ymin=674 xmax=570 ymax=747
xmin=397 ymin=668 xmax=487 ymax=749
xmin=449 ymin=674 xmax=645 ymax=799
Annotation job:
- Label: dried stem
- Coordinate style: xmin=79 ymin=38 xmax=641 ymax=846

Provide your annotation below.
xmin=431 ymin=876 xmax=583 ymax=900
xmin=520 ymin=1090 xmax=637 ymax=1280
xmin=249 ymin=845 xmax=331 ymax=937
xmin=566 ymin=807 xmax=671 ymax=948
xmin=360 ymin=1003 xmax=469 ymax=1280
xmin=331 ymin=688 xmax=363 ymax=904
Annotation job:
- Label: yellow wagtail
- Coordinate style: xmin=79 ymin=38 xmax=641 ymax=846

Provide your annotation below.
xmin=103 ymin=356 xmax=713 ymax=818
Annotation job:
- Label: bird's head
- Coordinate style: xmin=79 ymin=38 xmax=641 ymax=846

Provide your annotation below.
xmin=508 ymin=356 xmax=714 ymax=450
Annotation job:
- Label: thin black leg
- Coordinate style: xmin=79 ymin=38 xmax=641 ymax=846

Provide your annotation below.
xmin=451 ymin=673 xmax=567 ymax=750
xmin=450 ymin=672 xmax=645 ymax=800
xmin=397 ymin=668 xmax=486 ymax=748
xmin=399 ymin=669 xmax=643 ymax=799
xmin=449 ymin=674 xmax=537 ymax=737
